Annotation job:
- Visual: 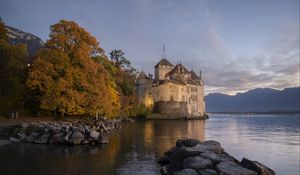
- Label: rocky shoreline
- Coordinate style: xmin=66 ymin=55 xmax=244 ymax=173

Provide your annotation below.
xmin=158 ymin=138 xmax=275 ymax=175
xmin=7 ymin=117 xmax=121 ymax=145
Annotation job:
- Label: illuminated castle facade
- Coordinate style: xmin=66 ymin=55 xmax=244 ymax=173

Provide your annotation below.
xmin=137 ymin=57 xmax=206 ymax=119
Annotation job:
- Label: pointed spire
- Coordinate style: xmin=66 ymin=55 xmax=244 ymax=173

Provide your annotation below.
xmin=162 ymin=44 xmax=166 ymax=58
xmin=199 ymin=70 xmax=202 ymax=79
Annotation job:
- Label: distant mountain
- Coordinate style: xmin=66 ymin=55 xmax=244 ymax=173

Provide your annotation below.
xmin=205 ymin=87 xmax=300 ymax=113
xmin=5 ymin=25 xmax=44 ymax=58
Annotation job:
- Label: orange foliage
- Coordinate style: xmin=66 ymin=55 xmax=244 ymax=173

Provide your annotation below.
xmin=27 ymin=20 xmax=120 ymax=117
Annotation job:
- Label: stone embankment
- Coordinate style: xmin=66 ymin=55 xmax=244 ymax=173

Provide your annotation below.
xmin=158 ymin=138 xmax=275 ymax=175
xmin=8 ymin=117 xmax=121 ymax=145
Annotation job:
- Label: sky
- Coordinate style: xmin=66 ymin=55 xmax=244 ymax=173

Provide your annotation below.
xmin=0 ymin=0 xmax=299 ymax=95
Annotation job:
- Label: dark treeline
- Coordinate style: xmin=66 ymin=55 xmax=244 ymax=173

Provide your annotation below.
xmin=0 ymin=19 xmax=147 ymax=118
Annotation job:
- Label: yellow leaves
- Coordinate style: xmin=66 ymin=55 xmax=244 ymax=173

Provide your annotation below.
xmin=27 ymin=20 xmax=121 ymax=117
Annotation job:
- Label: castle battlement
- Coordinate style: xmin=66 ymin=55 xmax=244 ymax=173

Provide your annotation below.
xmin=137 ymin=58 xmax=206 ymax=119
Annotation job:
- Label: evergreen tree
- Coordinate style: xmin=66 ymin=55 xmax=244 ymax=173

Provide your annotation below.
xmin=0 ymin=21 xmax=27 ymax=117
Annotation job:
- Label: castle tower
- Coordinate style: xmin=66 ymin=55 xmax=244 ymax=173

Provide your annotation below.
xmin=137 ymin=71 xmax=154 ymax=108
xmin=154 ymin=58 xmax=173 ymax=80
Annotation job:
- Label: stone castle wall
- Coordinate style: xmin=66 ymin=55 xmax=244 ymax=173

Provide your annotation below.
xmin=153 ymin=101 xmax=188 ymax=118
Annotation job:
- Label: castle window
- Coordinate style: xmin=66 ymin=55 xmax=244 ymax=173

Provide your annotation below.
xmin=170 ymin=95 xmax=174 ymax=101
xmin=191 ymin=87 xmax=197 ymax=92
xmin=191 ymin=95 xmax=197 ymax=101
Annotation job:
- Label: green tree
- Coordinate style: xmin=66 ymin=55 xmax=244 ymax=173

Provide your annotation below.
xmin=0 ymin=21 xmax=27 ymax=117
xmin=109 ymin=49 xmax=137 ymax=96
xmin=27 ymin=20 xmax=120 ymax=117
xmin=109 ymin=49 xmax=139 ymax=117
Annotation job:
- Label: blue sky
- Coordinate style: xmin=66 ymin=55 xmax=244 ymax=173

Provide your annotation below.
xmin=0 ymin=0 xmax=299 ymax=94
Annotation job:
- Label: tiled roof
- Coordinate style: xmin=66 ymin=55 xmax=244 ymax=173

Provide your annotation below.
xmin=155 ymin=58 xmax=174 ymax=67
xmin=167 ymin=64 xmax=190 ymax=75
xmin=190 ymin=70 xmax=200 ymax=80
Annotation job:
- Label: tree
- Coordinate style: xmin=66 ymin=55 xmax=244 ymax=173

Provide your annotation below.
xmin=27 ymin=20 xmax=120 ymax=117
xmin=109 ymin=49 xmax=137 ymax=96
xmin=0 ymin=21 xmax=27 ymax=117
xmin=0 ymin=21 xmax=8 ymax=41
xmin=109 ymin=49 xmax=139 ymax=117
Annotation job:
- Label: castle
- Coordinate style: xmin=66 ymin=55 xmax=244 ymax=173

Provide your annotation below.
xmin=137 ymin=56 xmax=206 ymax=119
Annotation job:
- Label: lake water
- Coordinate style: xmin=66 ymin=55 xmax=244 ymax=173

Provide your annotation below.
xmin=0 ymin=114 xmax=299 ymax=175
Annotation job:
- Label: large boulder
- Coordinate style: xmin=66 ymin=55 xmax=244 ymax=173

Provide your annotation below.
xmin=34 ymin=134 xmax=50 ymax=144
xmin=241 ymin=158 xmax=275 ymax=175
xmin=201 ymin=140 xmax=224 ymax=154
xmin=158 ymin=155 xmax=170 ymax=166
xmin=69 ymin=131 xmax=84 ymax=144
xmin=197 ymin=169 xmax=218 ymax=175
xmin=176 ymin=138 xmax=201 ymax=147
xmin=25 ymin=132 xmax=39 ymax=143
xmin=182 ymin=156 xmax=213 ymax=170
xmin=53 ymin=132 xmax=65 ymax=144
xmin=17 ymin=132 xmax=27 ymax=141
xmin=201 ymin=152 xmax=237 ymax=164
xmin=173 ymin=168 xmax=199 ymax=175
xmin=217 ymin=161 xmax=258 ymax=175
xmin=89 ymin=131 xmax=100 ymax=141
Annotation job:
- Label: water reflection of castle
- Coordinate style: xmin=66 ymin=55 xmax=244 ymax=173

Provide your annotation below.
xmin=143 ymin=120 xmax=205 ymax=155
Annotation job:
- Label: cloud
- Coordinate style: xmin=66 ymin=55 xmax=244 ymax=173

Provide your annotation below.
xmin=203 ymin=24 xmax=299 ymax=95
xmin=1 ymin=0 xmax=298 ymax=95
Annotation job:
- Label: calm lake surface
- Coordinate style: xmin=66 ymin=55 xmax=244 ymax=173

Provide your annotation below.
xmin=0 ymin=114 xmax=299 ymax=175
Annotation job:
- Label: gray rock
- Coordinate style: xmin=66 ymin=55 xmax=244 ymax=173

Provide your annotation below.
xmin=64 ymin=131 xmax=72 ymax=142
xmin=202 ymin=140 xmax=224 ymax=154
xmin=50 ymin=125 xmax=62 ymax=134
xmin=173 ymin=168 xmax=198 ymax=175
xmin=160 ymin=166 xmax=168 ymax=175
xmin=21 ymin=122 xmax=29 ymax=128
xmin=241 ymin=158 xmax=275 ymax=175
xmin=82 ymin=140 xmax=90 ymax=144
xmin=197 ymin=169 xmax=218 ymax=175
xmin=26 ymin=132 xmax=39 ymax=143
xmin=97 ymin=135 xmax=109 ymax=144
xmin=182 ymin=156 xmax=213 ymax=170
xmin=53 ymin=132 xmax=65 ymax=143
xmin=17 ymin=132 xmax=27 ymax=141
xmin=34 ymin=134 xmax=49 ymax=144
xmin=176 ymin=138 xmax=201 ymax=147
xmin=201 ymin=152 xmax=237 ymax=164
xmin=217 ymin=161 xmax=258 ymax=175
xmin=183 ymin=145 xmax=214 ymax=156
xmin=9 ymin=137 xmax=20 ymax=142
xmin=84 ymin=126 xmax=91 ymax=133
xmin=69 ymin=131 xmax=84 ymax=144
xmin=158 ymin=155 xmax=170 ymax=166
xmin=90 ymin=131 xmax=100 ymax=140
xmin=170 ymin=147 xmax=200 ymax=162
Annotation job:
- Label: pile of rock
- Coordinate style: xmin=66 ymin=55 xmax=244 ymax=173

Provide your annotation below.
xmin=158 ymin=138 xmax=275 ymax=175
xmin=9 ymin=117 xmax=121 ymax=145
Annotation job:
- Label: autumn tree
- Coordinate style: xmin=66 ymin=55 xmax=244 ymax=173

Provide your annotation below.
xmin=108 ymin=49 xmax=138 ymax=117
xmin=27 ymin=20 xmax=120 ymax=117
xmin=0 ymin=21 xmax=27 ymax=117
